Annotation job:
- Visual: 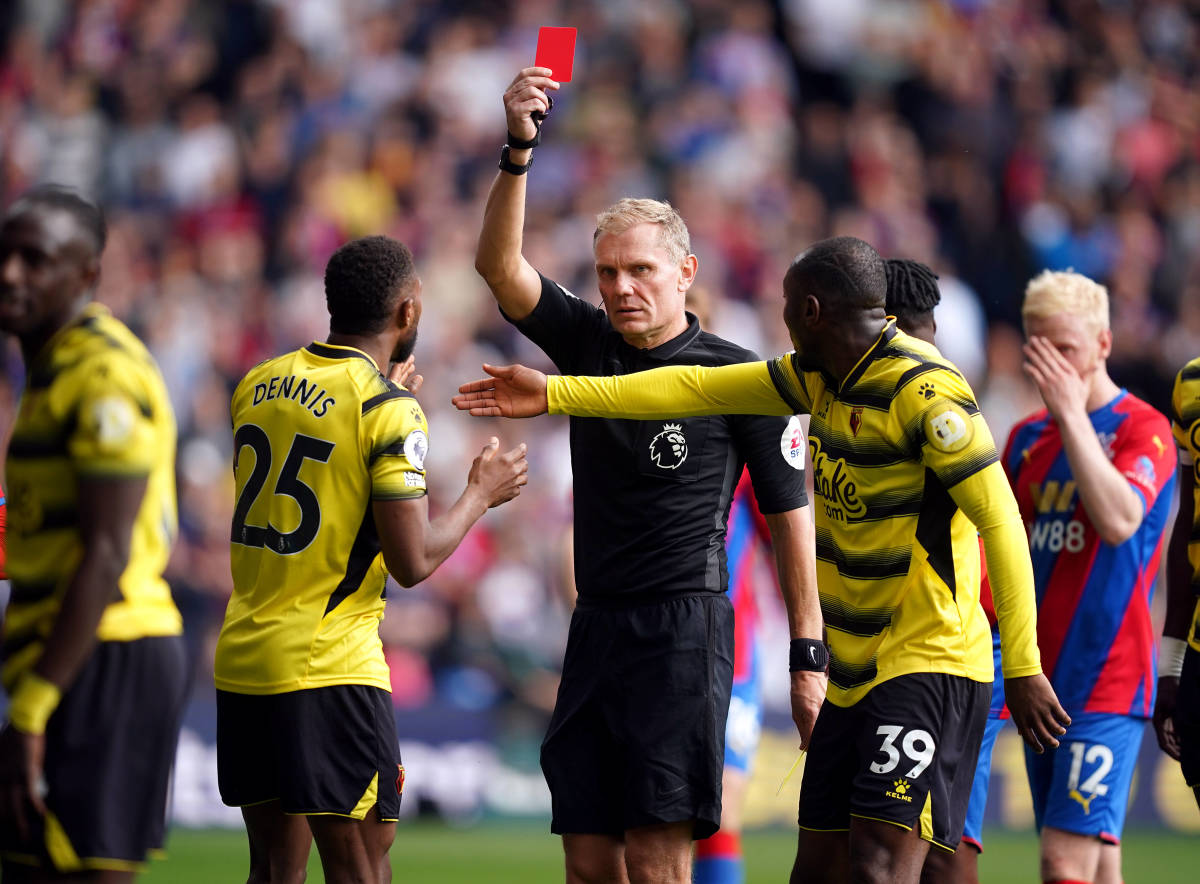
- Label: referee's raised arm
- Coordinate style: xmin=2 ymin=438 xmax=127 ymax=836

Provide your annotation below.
xmin=474 ymin=67 xmax=560 ymax=320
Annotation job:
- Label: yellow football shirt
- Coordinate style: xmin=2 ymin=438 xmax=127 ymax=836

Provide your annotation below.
xmin=1170 ymin=357 xmax=1200 ymax=652
xmin=547 ymin=321 xmax=1041 ymax=706
xmin=2 ymin=303 xmax=181 ymax=692
xmin=215 ymin=342 xmax=428 ymax=695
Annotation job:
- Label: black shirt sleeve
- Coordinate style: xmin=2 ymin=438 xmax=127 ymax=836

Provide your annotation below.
xmin=733 ymin=412 xmax=809 ymax=514
xmin=505 ymin=273 xmax=609 ymax=374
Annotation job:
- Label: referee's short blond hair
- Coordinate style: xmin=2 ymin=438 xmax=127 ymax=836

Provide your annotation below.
xmin=1022 ymin=270 xmax=1110 ymax=334
xmin=594 ymin=198 xmax=692 ymax=266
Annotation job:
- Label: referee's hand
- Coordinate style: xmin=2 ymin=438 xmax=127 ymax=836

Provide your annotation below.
xmin=453 ymin=364 xmax=548 ymax=418
xmin=1005 ymin=673 xmax=1071 ymax=754
xmin=504 ymin=67 xmax=559 ymax=145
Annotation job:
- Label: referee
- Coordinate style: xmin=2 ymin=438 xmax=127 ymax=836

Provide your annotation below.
xmin=474 ymin=68 xmax=826 ymax=883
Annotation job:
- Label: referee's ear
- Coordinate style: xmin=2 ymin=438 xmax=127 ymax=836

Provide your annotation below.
xmin=677 ymin=253 xmax=698 ymax=293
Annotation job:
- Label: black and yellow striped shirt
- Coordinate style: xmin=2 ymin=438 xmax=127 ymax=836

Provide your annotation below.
xmin=215 ymin=343 xmax=428 ymax=695
xmin=2 ymin=303 xmax=181 ymax=691
xmin=547 ymin=321 xmax=1041 ymax=706
xmin=1170 ymin=357 xmax=1200 ymax=652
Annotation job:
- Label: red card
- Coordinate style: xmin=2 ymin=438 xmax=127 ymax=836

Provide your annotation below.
xmin=535 ymin=26 xmax=576 ymax=82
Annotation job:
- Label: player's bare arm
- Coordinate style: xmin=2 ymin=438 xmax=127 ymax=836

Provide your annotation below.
xmin=1023 ymin=335 xmax=1143 ymax=545
xmin=474 ymin=68 xmax=560 ymax=320
xmin=0 ymin=474 xmax=147 ymax=839
xmin=453 ymin=363 xmax=549 ymax=418
xmin=764 ymin=508 xmax=826 ymax=748
xmin=374 ymin=436 xmax=528 ymax=586
xmin=1155 ymin=461 xmax=1194 ymax=760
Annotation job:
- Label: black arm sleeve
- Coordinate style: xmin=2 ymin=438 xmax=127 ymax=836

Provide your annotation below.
xmin=734 ymin=414 xmax=809 ymax=515
xmin=505 ymin=273 xmax=609 ymax=375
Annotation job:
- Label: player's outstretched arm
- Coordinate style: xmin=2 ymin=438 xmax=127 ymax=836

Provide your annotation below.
xmin=1155 ymin=462 xmax=1194 ymax=760
xmin=475 ymin=67 xmax=560 ymax=321
xmin=374 ymin=437 xmax=528 ymax=587
xmin=454 ymin=360 xmax=793 ymax=421
xmin=453 ymin=364 xmax=549 ymax=418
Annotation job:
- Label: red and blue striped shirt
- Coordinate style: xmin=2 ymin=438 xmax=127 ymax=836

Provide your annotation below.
xmin=1001 ymin=391 xmax=1175 ymax=718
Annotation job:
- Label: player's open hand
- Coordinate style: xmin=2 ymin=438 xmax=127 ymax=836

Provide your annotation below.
xmin=453 ymin=364 xmax=549 ymax=418
xmin=1153 ymin=675 xmax=1182 ymax=760
xmin=1023 ymin=336 xmax=1088 ymax=421
xmin=388 ymin=355 xmax=423 ymax=395
xmin=0 ymin=724 xmax=47 ymax=844
xmin=504 ymin=67 xmax=560 ymax=144
xmin=1005 ymin=673 xmax=1071 ymax=753
xmin=790 ymin=670 xmax=826 ymax=749
xmin=468 ymin=436 xmax=529 ymax=508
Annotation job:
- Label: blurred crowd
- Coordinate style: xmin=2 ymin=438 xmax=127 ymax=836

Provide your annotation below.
xmin=1 ymin=0 xmax=1198 ymax=728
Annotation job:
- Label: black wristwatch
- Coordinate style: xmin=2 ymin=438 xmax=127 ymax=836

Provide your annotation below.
xmin=499 ymin=145 xmax=533 ymax=176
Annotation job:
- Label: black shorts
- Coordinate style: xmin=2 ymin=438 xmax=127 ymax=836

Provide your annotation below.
xmin=1176 ymin=643 xmax=1200 ymax=788
xmin=0 ymin=635 xmax=188 ymax=873
xmin=797 ymin=673 xmax=989 ymax=851
xmin=217 ymin=684 xmax=403 ymax=821
xmin=541 ymin=593 xmax=734 ymax=839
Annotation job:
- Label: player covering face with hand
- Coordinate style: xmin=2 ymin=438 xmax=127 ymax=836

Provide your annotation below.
xmin=1002 ymin=270 xmax=1174 ymax=884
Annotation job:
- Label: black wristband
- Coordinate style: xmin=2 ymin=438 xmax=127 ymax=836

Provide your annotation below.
xmin=506 ymin=95 xmax=555 ymax=148
xmin=499 ymin=145 xmax=533 ymax=176
xmin=789 ymin=638 xmax=829 ymax=673
xmin=506 ymin=129 xmax=540 ymax=149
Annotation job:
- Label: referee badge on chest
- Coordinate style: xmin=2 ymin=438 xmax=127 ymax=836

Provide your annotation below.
xmin=650 ymin=422 xmax=688 ymax=469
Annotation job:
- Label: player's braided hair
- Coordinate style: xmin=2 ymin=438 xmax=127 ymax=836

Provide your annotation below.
xmin=12 ymin=185 xmax=107 ymax=255
xmin=884 ymin=258 xmax=940 ymax=326
xmin=324 ymin=235 xmax=416 ymax=335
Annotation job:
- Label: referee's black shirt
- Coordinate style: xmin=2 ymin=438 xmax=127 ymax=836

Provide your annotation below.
xmin=509 ymin=274 xmax=809 ymax=603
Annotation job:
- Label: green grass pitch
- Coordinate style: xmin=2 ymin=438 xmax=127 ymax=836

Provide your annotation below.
xmin=144 ymin=823 xmax=1196 ymax=883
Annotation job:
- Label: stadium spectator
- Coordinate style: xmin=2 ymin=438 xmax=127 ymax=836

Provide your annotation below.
xmin=1002 ymin=270 xmax=1175 ymax=884
xmin=215 ymin=235 xmax=528 ymax=883
xmin=0 ymin=186 xmax=188 ymax=878
xmin=452 ymin=234 xmax=1070 ymax=883
xmin=1153 ymin=356 xmax=1200 ymax=813
xmin=0 ymin=0 xmax=1197 ymax=835
xmin=472 ymin=67 xmax=822 ymax=884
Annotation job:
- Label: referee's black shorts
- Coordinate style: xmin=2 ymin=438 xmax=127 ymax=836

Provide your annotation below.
xmin=217 ymin=684 xmax=403 ymax=821
xmin=0 ymin=635 xmax=188 ymax=873
xmin=540 ymin=592 xmax=734 ymax=839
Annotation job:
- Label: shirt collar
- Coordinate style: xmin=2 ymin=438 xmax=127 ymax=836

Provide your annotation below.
xmin=623 ymin=312 xmax=702 ymax=361
xmin=305 ymin=341 xmax=381 ymax=372
xmin=837 ymin=318 xmax=897 ymax=394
